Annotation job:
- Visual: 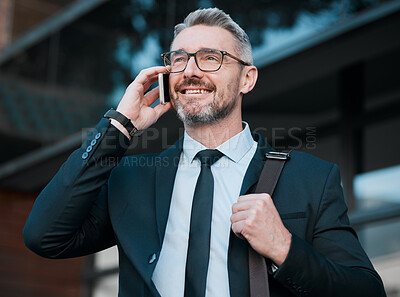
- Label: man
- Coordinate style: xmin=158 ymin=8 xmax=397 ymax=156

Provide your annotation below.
xmin=23 ymin=7 xmax=386 ymax=297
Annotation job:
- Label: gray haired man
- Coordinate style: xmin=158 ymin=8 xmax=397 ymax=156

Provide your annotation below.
xmin=24 ymin=8 xmax=386 ymax=297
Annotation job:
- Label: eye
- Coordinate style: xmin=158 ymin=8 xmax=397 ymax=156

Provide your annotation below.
xmin=170 ymin=51 xmax=187 ymax=64
xmin=173 ymin=57 xmax=183 ymax=63
xmin=205 ymin=55 xmax=218 ymax=61
xmin=198 ymin=49 xmax=222 ymax=64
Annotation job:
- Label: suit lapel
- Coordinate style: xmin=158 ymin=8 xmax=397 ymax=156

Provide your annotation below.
xmin=239 ymin=133 xmax=272 ymax=195
xmin=127 ymin=138 xmax=183 ymax=297
xmin=155 ymin=137 xmax=183 ymax=246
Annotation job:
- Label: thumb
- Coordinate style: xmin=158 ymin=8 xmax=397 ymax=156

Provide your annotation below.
xmin=153 ymin=102 xmax=172 ymax=120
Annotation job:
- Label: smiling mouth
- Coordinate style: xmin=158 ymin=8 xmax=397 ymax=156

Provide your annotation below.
xmin=183 ymin=89 xmax=212 ymax=94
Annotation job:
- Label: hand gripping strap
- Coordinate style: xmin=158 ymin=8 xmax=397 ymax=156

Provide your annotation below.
xmin=249 ymin=151 xmax=291 ymax=297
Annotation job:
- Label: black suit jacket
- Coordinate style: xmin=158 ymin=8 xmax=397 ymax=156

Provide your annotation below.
xmin=23 ymin=118 xmax=386 ymax=297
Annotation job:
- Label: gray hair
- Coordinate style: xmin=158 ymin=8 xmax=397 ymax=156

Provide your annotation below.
xmin=173 ymin=8 xmax=253 ymax=65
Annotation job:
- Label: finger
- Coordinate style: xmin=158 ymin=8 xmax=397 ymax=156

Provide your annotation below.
xmin=143 ymin=75 xmax=160 ymax=93
xmin=142 ymin=87 xmax=160 ymax=106
xmin=234 ymin=232 xmax=245 ymax=240
xmin=230 ymin=210 xmax=248 ymax=224
xmin=142 ymin=66 xmax=171 ymax=91
xmin=153 ymin=102 xmax=172 ymax=119
xmin=237 ymin=193 xmax=271 ymax=203
xmin=231 ymin=221 xmax=246 ymax=239
xmin=134 ymin=66 xmax=167 ymax=87
xmin=232 ymin=200 xmax=254 ymax=214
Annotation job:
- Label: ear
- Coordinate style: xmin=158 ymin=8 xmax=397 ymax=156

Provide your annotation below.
xmin=240 ymin=66 xmax=258 ymax=95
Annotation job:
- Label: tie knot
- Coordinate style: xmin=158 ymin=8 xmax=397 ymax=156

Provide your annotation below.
xmin=196 ymin=149 xmax=224 ymax=166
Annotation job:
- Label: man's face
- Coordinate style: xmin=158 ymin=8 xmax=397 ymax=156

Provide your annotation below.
xmin=169 ymin=25 xmax=245 ymax=126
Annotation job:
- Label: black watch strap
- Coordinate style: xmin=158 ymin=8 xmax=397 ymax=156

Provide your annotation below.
xmin=104 ymin=108 xmax=139 ymax=137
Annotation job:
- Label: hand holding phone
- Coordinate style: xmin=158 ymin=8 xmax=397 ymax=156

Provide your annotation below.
xmin=158 ymin=73 xmax=170 ymax=104
xmin=113 ymin=66 xmax=171 ymax=135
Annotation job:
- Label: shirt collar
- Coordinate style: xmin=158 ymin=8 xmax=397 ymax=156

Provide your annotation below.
xmin=182 ymin=122 xmax=255 ymax=164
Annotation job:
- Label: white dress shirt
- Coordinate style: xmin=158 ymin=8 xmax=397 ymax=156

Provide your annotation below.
xmin=152 ymin=123 xmax=257 ymax=297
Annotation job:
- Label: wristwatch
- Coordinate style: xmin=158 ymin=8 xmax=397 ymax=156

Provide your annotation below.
xmin=103 ymin=108 xmax=139 ymax=137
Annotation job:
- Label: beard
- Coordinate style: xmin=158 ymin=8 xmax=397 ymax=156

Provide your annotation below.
xmin=171 ymin=78 xmax=239 ymax=126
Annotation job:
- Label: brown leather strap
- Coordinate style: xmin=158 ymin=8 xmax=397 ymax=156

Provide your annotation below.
xmin=249 ymin=151 xmax=291 ymax=297
xmin=249 ymin=246 xmax=270 ymax=297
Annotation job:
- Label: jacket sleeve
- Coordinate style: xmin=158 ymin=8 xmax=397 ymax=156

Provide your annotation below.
xmin=23 ymin=118 xmax=131 ymax=259
xmin=273 ymin=164 xmax=386 ymax=297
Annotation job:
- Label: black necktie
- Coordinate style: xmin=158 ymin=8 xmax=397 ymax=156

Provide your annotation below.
xmin=184 ymin=149 xmax=224 ymax=297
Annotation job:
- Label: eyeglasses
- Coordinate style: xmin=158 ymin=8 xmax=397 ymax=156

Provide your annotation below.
xmin=161 ymin=48 xmax=251 ymax=73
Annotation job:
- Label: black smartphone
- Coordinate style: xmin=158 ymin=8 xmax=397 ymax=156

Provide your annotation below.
xmin=158 ymin=73 xmax=170 ymax=104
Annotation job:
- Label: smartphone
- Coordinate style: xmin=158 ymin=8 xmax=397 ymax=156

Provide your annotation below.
xmin=158 ymin=73 xmax=170 ymax=104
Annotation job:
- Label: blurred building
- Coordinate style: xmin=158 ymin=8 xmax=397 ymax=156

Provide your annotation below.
xmin=0 ymin=0 xmax=399 ymax=296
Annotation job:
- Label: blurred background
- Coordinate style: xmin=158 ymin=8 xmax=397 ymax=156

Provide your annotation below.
xmin=0 ymin=0 xmax=399 ymax=296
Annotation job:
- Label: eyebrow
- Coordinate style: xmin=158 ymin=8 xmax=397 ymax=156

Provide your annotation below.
xmin=172 ymin=47 xmax=217 ymax=52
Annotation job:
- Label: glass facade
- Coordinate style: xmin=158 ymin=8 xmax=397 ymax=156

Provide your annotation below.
xmin=2 ymin=0 xmax=393 ymax=110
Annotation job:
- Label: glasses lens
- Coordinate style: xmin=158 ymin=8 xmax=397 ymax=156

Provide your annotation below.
xmin=164 ymin=51 xmax=187 ymax=73
xmin=196 ymin=49 xmax=223 ymax=71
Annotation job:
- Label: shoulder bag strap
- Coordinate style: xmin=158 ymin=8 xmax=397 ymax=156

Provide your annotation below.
xmin=249 ymin=151 xmax=291 ymax=297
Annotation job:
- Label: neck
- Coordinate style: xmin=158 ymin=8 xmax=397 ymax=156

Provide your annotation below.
xmin=184 ymin=110 xmax=243 ymax=149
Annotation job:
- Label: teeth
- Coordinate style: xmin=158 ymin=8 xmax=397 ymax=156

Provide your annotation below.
xmin=185 ymin=89 xmax=211 ymax=94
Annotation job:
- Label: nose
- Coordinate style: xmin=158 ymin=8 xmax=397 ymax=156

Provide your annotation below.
xmin=183 ymin=56 xmax=204 ymax=78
